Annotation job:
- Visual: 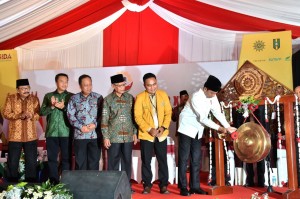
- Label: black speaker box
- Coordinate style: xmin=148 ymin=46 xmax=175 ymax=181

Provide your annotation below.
xmin=61 ymin=170 xmax=131 ymax=199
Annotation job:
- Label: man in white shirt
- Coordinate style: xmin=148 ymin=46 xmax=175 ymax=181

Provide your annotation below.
xmin=177 ymin=75 xmax=236 ymax=196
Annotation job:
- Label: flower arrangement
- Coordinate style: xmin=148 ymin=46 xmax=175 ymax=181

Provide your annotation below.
xmin=0 ymin=150 xmax=45 ymax=182
xmin=235 ymin=96 xmax=260 ymax=118
xmin=0 ymin=180 xmax=73 ymax=199
xmin=19 ymin=152 xmax=25 ymax=181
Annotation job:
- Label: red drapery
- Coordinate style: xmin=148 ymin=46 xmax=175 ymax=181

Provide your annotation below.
xmin=1 ymin=0 xmax=300 ymax=66
xmin=103 ymin=8 xmax=178 ymax=66
xmin=155 ymin=0 xmax=300 ymax=38
xmin=0 ymin=0 xmax=123 ymax=49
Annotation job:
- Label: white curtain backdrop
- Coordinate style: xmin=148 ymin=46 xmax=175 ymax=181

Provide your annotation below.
xmin=16 ymin=8 xmax=126 ymax=70
xmin=198 ymin=0 xmax=300 ymax=27
xmin=0 ymin=0 xmax=88 ymax=42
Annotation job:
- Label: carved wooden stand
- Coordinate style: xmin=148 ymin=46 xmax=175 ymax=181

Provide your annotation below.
xmin=207 ymin=137 xmax=233 ymax=195
xmin=210 ymin=95 xmax=300 ymax=197
xmin=281 ymin=95 xmax=300 ymax=199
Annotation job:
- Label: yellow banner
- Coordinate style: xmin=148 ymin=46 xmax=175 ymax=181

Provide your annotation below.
xmin=238 ymin=31 xmax=292 ymax=89
xmin=0 ymin=50 xmax=19 ymax=109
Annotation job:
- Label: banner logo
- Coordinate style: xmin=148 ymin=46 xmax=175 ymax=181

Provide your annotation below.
xmin=119 ymin=71 xmax=133 ymax=92
xmin=0 ymin=53 xmax=12 ymax=61
xmin=273 ymin=38 xmax=280 ymax=50
xmin=253 ymin=40 xmax=265 ymax=52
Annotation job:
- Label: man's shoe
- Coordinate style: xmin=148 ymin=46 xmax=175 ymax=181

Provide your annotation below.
xmin=180 ymin=188 xmax=190 ymax=196
xmin=142 ymin=186 xmax=151 ymax=194
xmin=226 ymin=182 xmax=231 ymax=186
xmin=257 ymin=183 xmax=265 ymax=187
xmin=244 ymin=182 xmax=254 ymax=187
xmin=190 ymin=188 xmax=207 ymax=195
xmin=160 ymin=186 xmax=170 ymax=194
xmin=208 ymin=180 xmax=216 ymax=186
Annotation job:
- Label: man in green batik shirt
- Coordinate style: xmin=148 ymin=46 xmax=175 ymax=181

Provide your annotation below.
xmin=40 ymin=73 xmax=73 ymax=184
xmin=101 ymin=74 xmax=137 ymax=192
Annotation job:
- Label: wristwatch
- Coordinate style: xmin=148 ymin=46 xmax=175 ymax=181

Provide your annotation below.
xmin=161 ymin=126 xmax=167 ymax=131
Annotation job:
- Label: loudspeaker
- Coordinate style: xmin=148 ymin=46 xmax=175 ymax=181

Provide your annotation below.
xmin=61 ymin=170 xmax=131 ymax=199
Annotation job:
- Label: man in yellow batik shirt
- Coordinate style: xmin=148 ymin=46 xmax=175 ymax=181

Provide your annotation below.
xmin=3 ymin=79 xmax=40 ymax=182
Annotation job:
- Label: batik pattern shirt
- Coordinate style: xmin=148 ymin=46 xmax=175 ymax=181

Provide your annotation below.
xmin=3 ymin=93 xmax=40 ymax=142
xmin=101 ymin=92 xmax=137 ymax=143
xmin=40 ymin=90 xmax=73 ymax=137
xmin=67 ymin=92 xmax=103 ymax=139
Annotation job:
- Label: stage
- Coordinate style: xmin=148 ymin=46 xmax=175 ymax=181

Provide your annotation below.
xmin=131 ymin=171 xmax=288 ymax=199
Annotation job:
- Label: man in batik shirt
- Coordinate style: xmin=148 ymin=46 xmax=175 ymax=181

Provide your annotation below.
xmin=40 ymin=73 xmax=73 ymax=184
xmin=102 ymin=74 xmax=137 ymax=191
xmin=67 ymin=74 xmax=103 ymax=170
xmin=3 ymin=79 xmax=40 ymax=182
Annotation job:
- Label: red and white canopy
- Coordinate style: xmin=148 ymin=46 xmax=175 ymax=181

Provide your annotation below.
xmin=1 ymin=0 xmax=300 ymax=69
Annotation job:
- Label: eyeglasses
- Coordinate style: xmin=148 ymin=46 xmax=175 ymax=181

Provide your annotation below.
xmin=114 ymin=83 xmax=126 ymax=88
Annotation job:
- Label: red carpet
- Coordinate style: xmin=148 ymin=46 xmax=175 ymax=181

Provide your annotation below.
xmin=131 ymin=172 xmax=288 ymax=199
xmin=131 ymin=183 xmax=287 ymax=199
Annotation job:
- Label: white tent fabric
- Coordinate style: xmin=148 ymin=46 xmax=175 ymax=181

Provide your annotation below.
xmin=149 ymin=3 xmax=247 ymax=62
xmin=16 ymin=8 xmax=126 ymax=70
xmin=121 ymin=0 xmax=153 ymax=12
xmin=198 ymin=0 xmax=300 ymax=26
xmin=0 ymin=0 xmax=88 ymax=42
xmin=13 ymin=1 xmax=300 ymax=70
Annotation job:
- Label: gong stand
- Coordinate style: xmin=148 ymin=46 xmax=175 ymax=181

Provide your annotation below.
xmin=207 ymin=133 xmax=233 ymax=195
xmin=210 ymin=95 xmax=300 ymax=197
xmin=262 ymin=95 xmax=299 ymax=198
xmin=208 ymin=105 xmax=233 ymax=195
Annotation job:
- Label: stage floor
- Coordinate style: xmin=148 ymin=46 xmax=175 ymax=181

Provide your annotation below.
xmin=131 ymin=183 xmax=288 ymax=199
xmin=131 ymin=171 xmax=289 ymax=199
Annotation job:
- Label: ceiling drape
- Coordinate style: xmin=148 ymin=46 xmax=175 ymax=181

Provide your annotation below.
xmin=1 ymin=0 xmax=300 ymax=69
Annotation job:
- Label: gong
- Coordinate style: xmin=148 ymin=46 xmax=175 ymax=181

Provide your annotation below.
xmin=234 ymin=122 xmax=271 ymax=163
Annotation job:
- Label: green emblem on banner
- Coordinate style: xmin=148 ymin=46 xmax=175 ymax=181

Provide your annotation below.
xmin=273 ymin=38 xmax=280 ymax=50
xmin=253 ymin=40 xmax=265 ymax=52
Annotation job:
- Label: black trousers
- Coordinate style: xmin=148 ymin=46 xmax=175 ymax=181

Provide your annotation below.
xmin=74 ymin=139 xmax=101 ymax=170
xmin=140 ymin=138 xmax=168 ymax=188
xmin=46 ymin=137 xmax=71 ymax=183
xmin=7 ymin=140 xmax=37 ymax=182
xmin=246 ymin=160 xmax=265 ymax=186
xmin=107 ymin=142 xmax=133 ymax=183
xmin=178 ymin=133 xmax=201 ymax=190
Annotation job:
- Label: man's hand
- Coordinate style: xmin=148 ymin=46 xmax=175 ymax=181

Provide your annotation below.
xmin=133 ymin=134 xmax=138 ymax=145
xmin=25 ymin=112 xmax=33 ymax=119
xmin=104 ymin=139 xmax=111 ymax=149
xmin=156 ymin=127 xmax=165 ymax=137
xmin=226 ymin=127 xmax=237 ymax=134
xmin=149 ymin=128 xmax=158 ymax=137
xmin=51 ymin=96 xmax=56 ymax=106
xmin=55 ymin=99 xmax=65 ymax=109
xmin=19 ymin=112 xmax=26 ymax=120
xmin=87 ymin=123 xmax=96 ymax=131
xmin=81 ymin=126 xmax=90 ymax=133
xmin=218 ymin=126 xmax=227 ymax=134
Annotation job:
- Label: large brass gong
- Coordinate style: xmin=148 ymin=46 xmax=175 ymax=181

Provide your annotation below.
xmin=234 ymin=122 xmax=271 ymax=163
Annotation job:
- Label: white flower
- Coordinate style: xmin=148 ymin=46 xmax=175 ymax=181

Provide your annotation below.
xmin=33 ymin=191 xmax=43 ymax=199
xmin=44 ymin=195 xmax=53 ymax=199
xmin=243 ymin=111 xmax=249 ymax=118
xmin=26 ymin=188 xmax=34 ymax=194
xmin=19 ymin=161 xmax=25 ymax=172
